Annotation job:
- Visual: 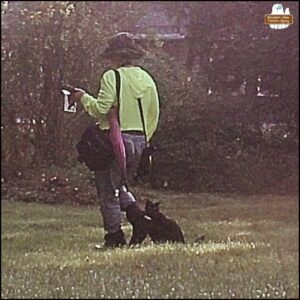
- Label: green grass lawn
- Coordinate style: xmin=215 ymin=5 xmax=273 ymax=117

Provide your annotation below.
xmin=1 ymin=189 xmax=299 ymax=299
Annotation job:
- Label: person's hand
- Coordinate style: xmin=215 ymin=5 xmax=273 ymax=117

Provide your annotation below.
xmin=69 ymin=88 xmax=85 ymax=107
xmin=71 ymin=88 xmax=85 ymax=102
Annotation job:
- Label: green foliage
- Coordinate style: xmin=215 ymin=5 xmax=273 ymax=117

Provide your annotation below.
xmin=2 ymin=193 xmax=299 ymax=298
xmin=1 ymin=2 xmax=298 ymax=194
xmin=1 ymin=1 xmax=145 ymax=168
xmin=147 ymin=2 xmax=299 ymax=194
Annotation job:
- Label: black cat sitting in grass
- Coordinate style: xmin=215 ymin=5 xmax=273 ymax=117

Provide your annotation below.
xmin=145 ymin=199 xmax=185 ymax=244
xmin=125 ymin=199 xmax=185 ymax=245
xmin=125 ymin=202 xmax=152 ymax=245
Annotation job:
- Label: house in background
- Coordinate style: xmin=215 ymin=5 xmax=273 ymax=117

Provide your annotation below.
xmin=121 ymin=3 xmax=189 ymax=67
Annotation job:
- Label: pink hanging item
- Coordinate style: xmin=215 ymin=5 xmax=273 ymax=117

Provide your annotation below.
xmin=108 ymin=107 xmax=127 ymax=183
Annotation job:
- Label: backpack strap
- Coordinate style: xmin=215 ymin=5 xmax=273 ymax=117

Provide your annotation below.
xmin=113 ymin=69 xmax=121 ymax=124
xmin=137 ymin=98 xmax=148 ymax=145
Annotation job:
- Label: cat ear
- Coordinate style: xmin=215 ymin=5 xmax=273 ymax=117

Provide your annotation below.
xmin=154 ymin=202 xmax=160 ymax=207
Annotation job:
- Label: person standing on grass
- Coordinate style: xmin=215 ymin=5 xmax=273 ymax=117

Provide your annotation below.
xmin=69 ymin=32 xmax=160 ymax=247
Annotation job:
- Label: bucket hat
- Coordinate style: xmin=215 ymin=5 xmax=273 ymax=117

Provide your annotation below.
xmin=101 ymin=32 xmax=146 ymax=59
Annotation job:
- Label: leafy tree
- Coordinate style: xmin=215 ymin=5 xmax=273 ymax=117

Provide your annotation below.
xmin=148 ymin=1 xmax=299 ymax=193
xmin=1 ymin=1 xmax=144 ymax=171
xmin=1 ymin=1 xmax=298 ymax=194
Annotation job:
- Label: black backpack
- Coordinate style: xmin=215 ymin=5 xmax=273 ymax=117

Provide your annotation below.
xmin=76 ymin=124 xmax=115 ymax=171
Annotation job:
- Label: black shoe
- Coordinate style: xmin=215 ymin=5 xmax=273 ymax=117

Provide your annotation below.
xmin=104 ymin=229 xmax=127 ymax=248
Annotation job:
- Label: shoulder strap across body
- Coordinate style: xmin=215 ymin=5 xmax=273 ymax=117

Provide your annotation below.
xmin=113 ymin=69 xmax=147 ymax=144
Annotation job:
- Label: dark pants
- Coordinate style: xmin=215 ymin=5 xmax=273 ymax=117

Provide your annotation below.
xmin=94 ymin=133 xmax=145 ymax=233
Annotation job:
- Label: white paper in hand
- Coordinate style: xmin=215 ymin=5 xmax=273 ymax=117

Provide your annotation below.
xmin=62 ymin=89 xmax=76 ymax=113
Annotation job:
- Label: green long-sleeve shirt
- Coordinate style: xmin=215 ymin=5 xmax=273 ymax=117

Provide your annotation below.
xmin=81 ymin=66 xmax=160 ymax=140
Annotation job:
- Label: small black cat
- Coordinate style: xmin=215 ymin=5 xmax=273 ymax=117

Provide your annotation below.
xmin=125 ymin=203 xmax=152 ymax=245
xmin=145 ymin=199 xmax=185 ymax=244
